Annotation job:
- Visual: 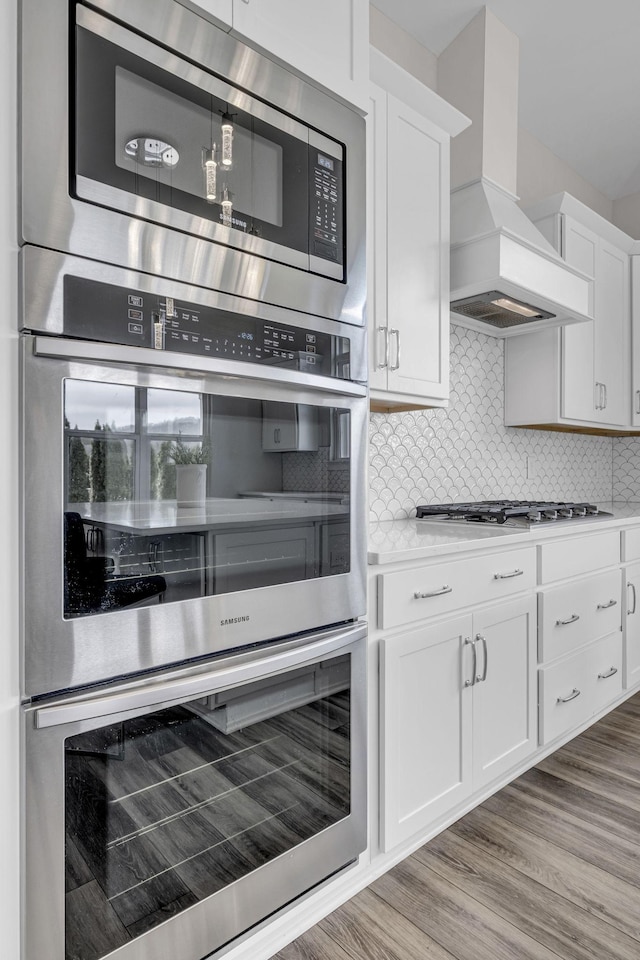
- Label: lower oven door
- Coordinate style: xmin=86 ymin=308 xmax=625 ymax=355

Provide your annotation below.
xmin=22 ymin=331 xmax=367 ymax=697
xmin=23 ymin=622 xmax=367 ymax=960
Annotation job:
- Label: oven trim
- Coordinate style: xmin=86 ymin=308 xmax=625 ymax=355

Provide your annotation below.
xmin=22 ymin=622 xmax=367 ymax=960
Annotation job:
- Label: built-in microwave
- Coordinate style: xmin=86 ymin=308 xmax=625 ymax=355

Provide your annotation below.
xmin=20 ymin=0 xmax=366 ymax=324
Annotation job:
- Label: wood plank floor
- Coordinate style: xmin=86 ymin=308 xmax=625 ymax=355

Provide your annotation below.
xmin=273 ymin=691 xmax=640 ymax=960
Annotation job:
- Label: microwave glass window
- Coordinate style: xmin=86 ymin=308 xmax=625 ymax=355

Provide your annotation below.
xmin=76 ymin=26 xmax=308 ymax=252
xmin=115 ymin=68 xmax=284 ymax=229
xmin=63 ymin=380 xmax=351 ymax=618
xmin=64 ymin=660 xmax=351 ymax=960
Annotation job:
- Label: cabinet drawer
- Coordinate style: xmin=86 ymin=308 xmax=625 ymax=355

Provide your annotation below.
xmin=538 ymin=530 xmax=619 ymax=584
xmin=591 ymin=632 xmax=623 ymax=715
xmin=622 ymin=527 xmax=640 ymax=562
xmin=378 ymin=547 xmax=535 ymax=631
xmin=539 ymin=632 xmax=623 ymax=745
xmin=539 ymin=649 xmax=592 ymax=745
xmin=539 ymin=569 xmax=622 ymax=662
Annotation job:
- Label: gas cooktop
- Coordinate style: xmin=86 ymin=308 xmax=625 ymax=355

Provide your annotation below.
xmin=415 ymin=500 xmax=613 ymax=527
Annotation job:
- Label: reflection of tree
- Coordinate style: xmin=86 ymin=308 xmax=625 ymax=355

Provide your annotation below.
xmin=157 ymin=440 xmax=176 ymax=499
xmin=69 ymin=436 xmax=90 ymax=502
xmin=91 ymin=422 xmax=107 ymax=502
xmin=89 ymin=421 xmax=133 ymax=502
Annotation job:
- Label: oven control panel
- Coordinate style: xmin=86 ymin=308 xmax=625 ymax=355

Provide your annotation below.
xmin=63 ymin=277 xmax=350 ymax=378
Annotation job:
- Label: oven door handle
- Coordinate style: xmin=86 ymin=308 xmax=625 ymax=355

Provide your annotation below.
xmin=32 ymin=336 xmax=367 ymax=399
xmin=33 ymin=623 xmax=366 ymax=729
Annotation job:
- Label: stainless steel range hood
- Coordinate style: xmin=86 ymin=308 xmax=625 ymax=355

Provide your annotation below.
xmin=449 ymin=177 xmax=594 ymax=334
xmin=439 ymin=10 xmax=594 ymax=336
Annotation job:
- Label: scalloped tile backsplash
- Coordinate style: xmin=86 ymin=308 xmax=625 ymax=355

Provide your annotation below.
xmin=369 ymin=324 xmax=626 ymax=522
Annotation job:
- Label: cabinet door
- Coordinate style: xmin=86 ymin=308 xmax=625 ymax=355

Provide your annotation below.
xmin=561 ymin=217 xmax=597 ymax=421
xmin=471 ymin=597 xmax=537 ymax=791
xmin=231 ymin=0 xmax=368 ymax=109
xmin=367 ymin=83 xmax=389 ymax=394
xmin=385 ymin=95 xmax=450 ymax=401
xmin=624 ymin=562 xmax=640 ymax=689
xmin=632 ymin=257 xmax=640 ymax=426
xmin=213 ymin=524 xmax=317 ymax=592
xmin=594 ymin=238 xmax=629 ymax=425
xmin=380 ymin=616 xmax=473 ymax=852
xmin=261 ymin=402 xmax=318 ymax=451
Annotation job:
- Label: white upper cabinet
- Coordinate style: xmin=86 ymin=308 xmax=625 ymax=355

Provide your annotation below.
xmin=180 ymin=0 xmax=369 ymax=110
xmin=631 ymin=256 xmax=640 ymax=426
xmin=368 ymin=50 xmax=469 ymax=412
xmin=505 ymin=193 xmax=632 ymax=433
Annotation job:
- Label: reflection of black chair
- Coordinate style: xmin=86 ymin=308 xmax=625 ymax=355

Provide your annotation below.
xmin=64 ymin=512 xmax=166 ymax=618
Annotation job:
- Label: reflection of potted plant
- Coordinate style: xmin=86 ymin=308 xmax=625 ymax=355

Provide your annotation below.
xmin=169 ymin=436 xmax=210 ymax=506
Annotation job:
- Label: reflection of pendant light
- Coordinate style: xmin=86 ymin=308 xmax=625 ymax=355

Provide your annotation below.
xmin=221 ymin=185 xmax=233 ymax=226
xmin=221 ymin=112 xmax=234 ymax=169
xmin=202 ymin=146 xmax=217 ymax=202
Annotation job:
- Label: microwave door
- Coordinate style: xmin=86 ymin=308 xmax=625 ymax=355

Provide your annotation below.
xmin=74 ymin=5 xmax=344 ymax=281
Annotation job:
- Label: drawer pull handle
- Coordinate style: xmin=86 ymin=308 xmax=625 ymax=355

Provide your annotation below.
xmin=557 ymin=688 xmax=581 ymax=704
xmin=476 ymin=633 xmax=488 ymax=683
xmin=598 ymin=666 xmax=618 ymax=680
xmin=597 ymin=599 xmax=617 ymax=610
xmin=556 ymin=614 xmax=580 ymax=626
xmin=464 ymin=636 xmax=477 ymax=687
xmin=493 ymin=569 xmax=524 ymax=580
xmin=414 ymin=585 xmax=452 ymax=600
xmin=629 ymin=581 xmax=637 ymax=616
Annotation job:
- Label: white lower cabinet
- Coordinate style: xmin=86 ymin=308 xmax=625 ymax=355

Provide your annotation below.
xmin=380 ymin=595 xmax=536 ymax=852
xmin=539 ymin=632 xmax=623 ymax=745
xmin=624 ymin=562 xmax=640 ymax=689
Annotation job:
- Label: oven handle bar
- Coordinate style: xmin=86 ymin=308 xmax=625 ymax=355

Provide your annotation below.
xmin=32 ymin=336 xmax=367 ymax=398
xmin=33 ymin=622 xmax=366 ymax=729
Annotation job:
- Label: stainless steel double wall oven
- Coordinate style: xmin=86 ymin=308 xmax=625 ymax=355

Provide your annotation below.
xmin=19 ymin=2 xmax=367 ymax=959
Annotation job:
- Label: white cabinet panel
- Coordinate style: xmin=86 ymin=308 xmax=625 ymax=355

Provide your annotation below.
xmin=380 ymin=596 xmax=536 ymax=851
xmin=231 ymin=0 xmax=368 ymax=109
xmin=624 ymin=560 xmax=640 ymax=689
xmin=471 ymin=598 xmax=537 ymax=791
xmin=380 ymin=616 xmax=473 ymax=851
xmin=537 ymin=530 xmax=620 ymax=584
xmin=368 ymin=51 xmax=468 ymax=411
xmin=505 ymin=195 xmax=632 ymax=432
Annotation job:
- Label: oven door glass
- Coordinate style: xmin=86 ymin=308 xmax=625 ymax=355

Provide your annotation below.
xmin=74 ymin=7 xmax=344 ymax=276
xmin=64 ymin=653 xmax=352 ymax=960
xmin=63 ymin=378 xmax=351 ymax=619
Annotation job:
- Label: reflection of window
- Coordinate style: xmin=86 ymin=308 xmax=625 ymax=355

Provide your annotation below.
xmin=64 ymin=381 xmax=204 ymax=503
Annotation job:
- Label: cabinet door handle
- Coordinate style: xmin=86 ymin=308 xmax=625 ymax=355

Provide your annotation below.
xmin=594 ymin=382 xmax=602 ymax=409
xmin=636 ymin=390 xmax=640 ymax=415
xmin=476 ymin=633 xmax=488 ymax=683
xmin=603 ymin=383 xmax=607 ymax=409
xmin=413 ymin=584 xmax=452 ymax=600
xmin=389 ymin=328 xmax=401 ymax=371
xmin=557 ymin=688 xmax=581 ymax=704
xmin=596 ymin=599 xmax=617 ymax=610
xmin=274 ymin=428 xmax=281 ymax=444
xmin=464 ymin=636 xmax=477 ymax=687
xmin=555 ymin=614 xmax=579 ymax=626
xmin=628 ymin=581 xmax=637 ymax=615
xmin=597 ymin=666 xmax=618 ymax=680
xmin=377 ymin=326 xmax=389 ymax=370
xmin=493 ymin=568 xmax=524 ymax=580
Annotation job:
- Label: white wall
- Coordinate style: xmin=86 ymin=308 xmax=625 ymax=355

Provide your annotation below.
xmin=369 ymin=6 xmax=437 ymax=90
xmin=1 ymin=2 xmax=20 ymax=959
xmin=612 ymin=191 xmax=640 ymax=241
xmin=517 ymin=126 xmax=613 ymax=221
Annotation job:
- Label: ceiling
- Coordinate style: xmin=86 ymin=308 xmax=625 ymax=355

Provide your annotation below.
xmin=371 ymin=0 xmax=640 ymax=201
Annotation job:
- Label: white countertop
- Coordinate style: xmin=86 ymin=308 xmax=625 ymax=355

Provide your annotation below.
xmin=368 ymin=502 xmax=640 ymax=565
xmin=71 ymin=497 xmax=348 ymax=535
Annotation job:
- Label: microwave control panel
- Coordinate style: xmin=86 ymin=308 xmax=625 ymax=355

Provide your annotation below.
xmin=62 ymin=277 xmax=349 ymax=378
xmin=309 ymin=150 xmax=344 ymax=267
